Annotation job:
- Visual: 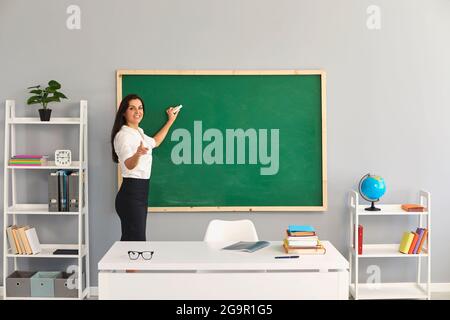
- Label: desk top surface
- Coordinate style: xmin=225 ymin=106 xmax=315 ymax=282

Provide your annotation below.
xmin=98 ymin=241 xmax=349 ymax=271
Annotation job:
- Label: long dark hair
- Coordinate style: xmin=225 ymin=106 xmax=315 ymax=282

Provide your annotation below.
xmin=111 ymin=94 xmax=145 ymax=163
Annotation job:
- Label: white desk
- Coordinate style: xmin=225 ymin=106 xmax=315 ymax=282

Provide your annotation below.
xmin=98 ymin=241 xmax=349 ymax=300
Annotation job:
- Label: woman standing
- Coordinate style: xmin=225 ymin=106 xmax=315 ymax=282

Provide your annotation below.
xmin=111 ymin=94 xmax=179 ymax=241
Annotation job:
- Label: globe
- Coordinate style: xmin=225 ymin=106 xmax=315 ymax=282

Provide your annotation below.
xmin=358 ymin=173 xmax=386 ymax=211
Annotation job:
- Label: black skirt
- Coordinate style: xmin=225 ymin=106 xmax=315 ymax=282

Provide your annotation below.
xmin=115 ymin=177 xmax=149 ymax=241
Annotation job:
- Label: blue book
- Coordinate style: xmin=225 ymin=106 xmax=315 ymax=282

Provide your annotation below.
xmin=288 ymin=225 xmax=315 ymax=233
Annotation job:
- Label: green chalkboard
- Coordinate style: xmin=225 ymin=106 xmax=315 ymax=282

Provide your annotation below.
xmin=117 ymin=70 xmax=327 ymax=211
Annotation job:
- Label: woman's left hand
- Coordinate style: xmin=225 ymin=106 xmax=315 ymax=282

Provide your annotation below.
xmin=166 ymin=107 xmax=179 ymax=123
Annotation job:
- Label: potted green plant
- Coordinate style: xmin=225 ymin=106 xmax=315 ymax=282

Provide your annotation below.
xmin=27 ymin=80 xmax=68 ymax=121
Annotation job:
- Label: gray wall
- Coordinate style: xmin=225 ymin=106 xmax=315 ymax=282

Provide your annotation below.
xmin=1 ymin=0 xmax=449 ymax=287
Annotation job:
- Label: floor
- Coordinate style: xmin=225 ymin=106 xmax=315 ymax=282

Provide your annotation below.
xmin=431 ymin=292 xmax=450 ymax=300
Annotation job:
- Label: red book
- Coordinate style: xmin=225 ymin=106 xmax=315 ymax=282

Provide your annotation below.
xmin=354 ymin=224 xmax=363 ymax=255
xmin=358 ymin=225 xmax=363 ymax=255
xmin=408 ymin=232 xmax=419 ymax=254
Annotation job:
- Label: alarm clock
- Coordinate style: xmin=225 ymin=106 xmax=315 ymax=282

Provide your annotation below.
xmin=55 ymin=150 xmax=72 ymax=166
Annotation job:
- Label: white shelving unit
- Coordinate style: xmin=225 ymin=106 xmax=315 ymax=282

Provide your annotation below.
xmin=2 ymin=100 xmax=90 ymax=300
xmin=349 ymin=190 xmax=431 ymax=300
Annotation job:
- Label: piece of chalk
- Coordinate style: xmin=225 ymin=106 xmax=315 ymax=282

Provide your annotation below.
xmin=173 ymin=105 xmax=183 ymax=114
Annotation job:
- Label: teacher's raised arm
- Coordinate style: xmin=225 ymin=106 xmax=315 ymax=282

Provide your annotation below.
xmin=153 ymin=105 xmax=181 ymax=147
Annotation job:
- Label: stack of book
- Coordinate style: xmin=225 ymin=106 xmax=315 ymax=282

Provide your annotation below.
xmin=6 ymin=225 xmax=41 ymax=255
xmin=399 ymin=227 xmax=428 ymax=254
xmin=283 ymin=225 xmax=326 ymax=254
xmin=9 ymin=154 xmax=48 ymax=166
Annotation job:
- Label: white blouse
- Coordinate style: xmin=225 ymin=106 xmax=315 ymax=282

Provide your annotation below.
xmin=114 ymin=125 xmax=157 ymax=179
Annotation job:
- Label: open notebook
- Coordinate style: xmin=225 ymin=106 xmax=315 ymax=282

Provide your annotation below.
xmin=222 ymin=241 xmax=270 ymax=253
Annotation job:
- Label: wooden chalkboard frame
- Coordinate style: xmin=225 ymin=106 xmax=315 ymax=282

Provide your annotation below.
xmin=116 ymin=70 xmax=327 ymax=212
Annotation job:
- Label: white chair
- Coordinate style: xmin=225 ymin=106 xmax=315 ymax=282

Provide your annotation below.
xmin=203 ymin=219 xmax=259 ymax=242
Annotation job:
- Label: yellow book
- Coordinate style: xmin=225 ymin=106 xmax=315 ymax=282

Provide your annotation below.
xmin=399 ymin=232 xmax=415 ymax=254
xmin=11 ymin=225 xmax=21 ymax=254
xmin=18 ymin=226 xmax=32 ymax=254
xmin=12 ymin=228 xmax=23 ymax=254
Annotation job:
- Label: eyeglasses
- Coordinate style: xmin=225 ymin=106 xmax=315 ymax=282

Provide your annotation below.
xmin=128 ymin=250 xmax=154 ymax=260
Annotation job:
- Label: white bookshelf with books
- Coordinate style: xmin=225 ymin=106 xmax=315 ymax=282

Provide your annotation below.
xmin=2 ymin=100 xmax=90 ymax=300
xmin=348 ymin=190 xmax=431 ymax=300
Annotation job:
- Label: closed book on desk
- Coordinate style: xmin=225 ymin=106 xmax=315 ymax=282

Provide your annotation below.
xmin=283 ymin=240 xmax=326 ymax=255
xmin=287 ymin=239 xmax=319 ymax=247
xmin=285 ymin=233 xmax=318 ymax=242
xmin=286 ymin=230 xmax=316 ymax=237
xmin=288 ymin=225 xmax=315 ymax=233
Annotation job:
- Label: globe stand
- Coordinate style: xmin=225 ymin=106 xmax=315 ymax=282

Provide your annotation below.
xmin=365 ymin=201 xmax=381 ymax=211
xmin=359 ymin=173 xmax=385 ymax=212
